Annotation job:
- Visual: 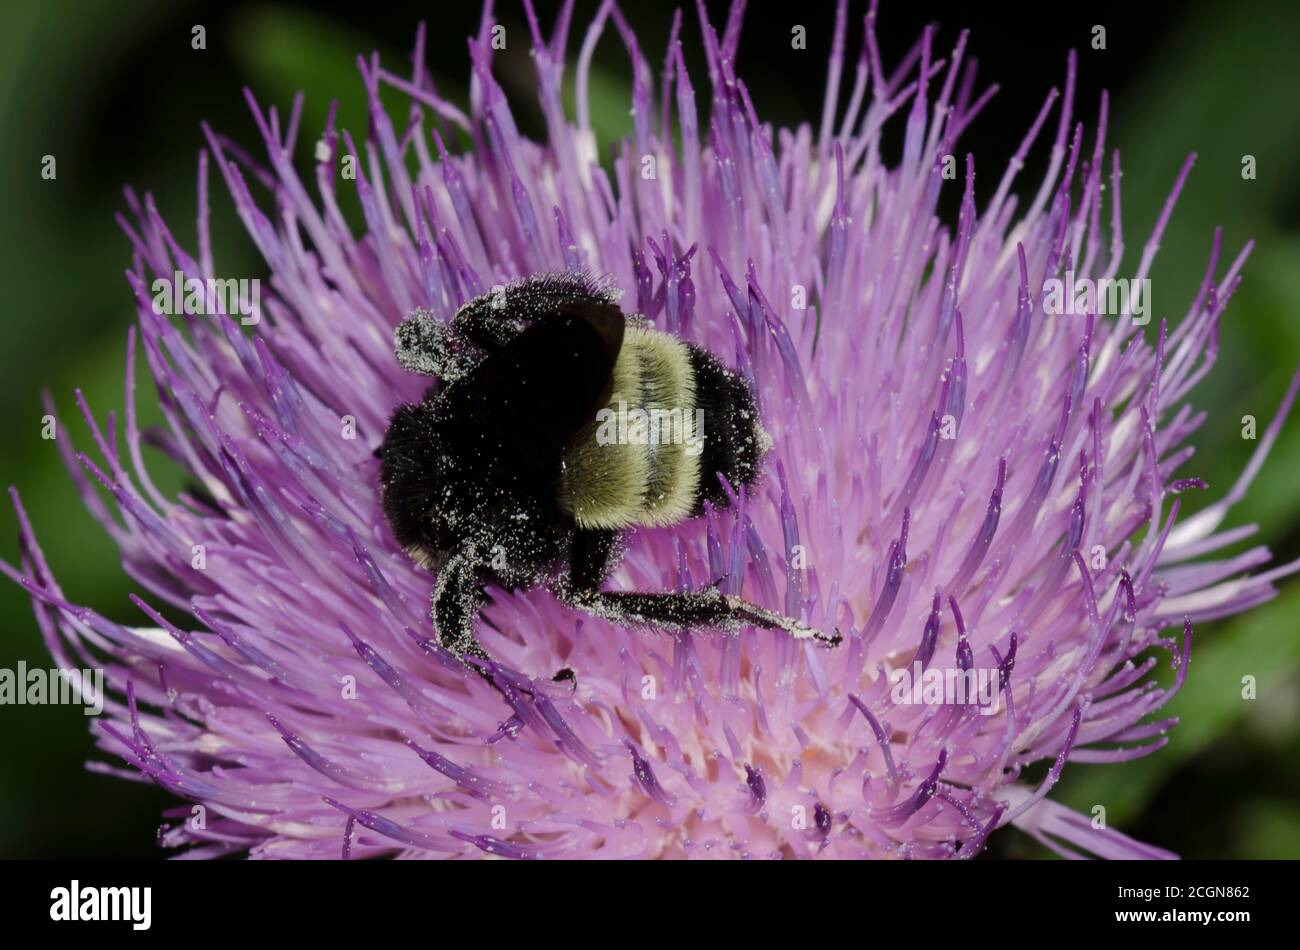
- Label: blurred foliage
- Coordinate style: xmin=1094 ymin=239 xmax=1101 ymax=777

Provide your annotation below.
xmin=0 ymin=0 xmax=1297 ymax=858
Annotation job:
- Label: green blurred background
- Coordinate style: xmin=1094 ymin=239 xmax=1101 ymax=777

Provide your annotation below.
xmin=0 ymin=0 xmax=1297 ymax=858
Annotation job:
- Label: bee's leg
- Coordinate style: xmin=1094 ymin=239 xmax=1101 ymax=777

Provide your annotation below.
xmin=562 ymin=530 xmax=840 ymax=647
xmin=432 ymin=553 xmax=491 ymax=665
xmin=395 ymin=310 xmax=482 ymax=382
xmin=570 ymin=528 xmax=621 ymax=591
xmin=564 ymin=588 xmax=841 ymax=647
xmin=534 ymin=529 xmax=618 ymax=687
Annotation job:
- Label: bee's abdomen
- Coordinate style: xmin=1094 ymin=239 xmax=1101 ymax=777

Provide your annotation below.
xmin=556 ymin=326 xmax=772 ymax=529
xmin=557 ymin=326 xmax=703 ymax=529
xmin=686 ymin=348 xmax=770 ymax=512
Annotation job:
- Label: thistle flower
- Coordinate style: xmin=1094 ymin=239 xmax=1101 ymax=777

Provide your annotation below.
xmin=6 ymin=0 xmax=1298 ymax=860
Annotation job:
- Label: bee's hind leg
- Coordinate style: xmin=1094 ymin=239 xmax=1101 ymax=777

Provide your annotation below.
xmin=563 ymin=587 xmax=841 ymax=647
xmin=560 ymin=529 xmax=840 ymax=647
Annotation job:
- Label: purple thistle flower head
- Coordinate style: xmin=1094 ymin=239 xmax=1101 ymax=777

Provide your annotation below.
xmin=7 ymin=0 xmax=1299 ymax=859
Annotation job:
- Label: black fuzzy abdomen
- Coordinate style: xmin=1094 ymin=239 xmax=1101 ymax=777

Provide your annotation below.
xmin=687 ymin=345 xmax=769 ymax=510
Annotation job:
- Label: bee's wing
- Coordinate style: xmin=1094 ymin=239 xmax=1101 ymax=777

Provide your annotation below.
xmin=451 ymin=274 xmax=625 ymax=351
xmin=447 ymin=300 xmax=624 ymax=479
xmin=396 ymin=275 xmax=625 ymax=384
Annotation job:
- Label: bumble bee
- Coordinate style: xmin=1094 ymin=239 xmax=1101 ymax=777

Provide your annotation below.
xmin=377 ymin=274 xmax=841 ymax=671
